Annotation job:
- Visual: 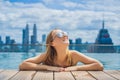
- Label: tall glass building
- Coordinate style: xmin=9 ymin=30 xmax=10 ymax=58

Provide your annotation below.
xmin=94 ymin=19 xmax=115 ymax=53
xmin=22 ymin=24 xmax=29 ymax=52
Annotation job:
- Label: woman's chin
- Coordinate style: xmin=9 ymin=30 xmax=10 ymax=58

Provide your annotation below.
xmin=63 ymin=41 xmax=69 ymax=46
xmin=63 ymin=40 xmax=69 ymax=44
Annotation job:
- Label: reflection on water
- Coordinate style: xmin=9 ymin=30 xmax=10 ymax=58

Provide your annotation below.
xmin=0 ymin=52 xmax=120 ymax=70
xmin=21 ymin=52 xmax=36 ymax=60
xmin=84 ymin=53 xmax=120 ymax=70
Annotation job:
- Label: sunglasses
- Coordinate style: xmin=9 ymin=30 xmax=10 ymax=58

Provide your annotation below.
xmin=52 ymin=31 xmax=68 ymax=41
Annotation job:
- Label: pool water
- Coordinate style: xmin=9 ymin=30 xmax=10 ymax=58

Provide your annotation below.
xmin=0 ymin=52 xmax=120 ymax=70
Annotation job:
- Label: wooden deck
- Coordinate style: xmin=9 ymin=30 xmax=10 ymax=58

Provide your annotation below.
xmin=0 ymin=70 xmax=120 ymax=80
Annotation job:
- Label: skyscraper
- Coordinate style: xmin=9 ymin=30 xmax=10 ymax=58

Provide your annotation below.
xmin=42 ymin=34 xmax=46 ymax=43
xmin=75 ymin=38 xmax=82 ymax=52
xmin=0 ymin=36 xmax=3 ymax=45
xmin=22 ymin=24 xmax=29 ymax=52
xmin=30 ymin=24 xmax=38 ymax=52
xmin=31 ymin=24 xmax=37 ymax=44
xmin=69 ymin=39 xmax=74 ymax=50
xmin=22 ymin=24 xmax=29 ymax=45
xmin=93 ymin=19 xmax=115 ymax=53
xmin=5 ymin=36 xmax=11 ymax=45
xmin=0 ymin=36 xmax=3 ymax=51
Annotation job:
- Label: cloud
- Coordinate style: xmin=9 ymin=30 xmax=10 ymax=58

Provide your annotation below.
xmin=61 ymin=0 xmax=120 ymax=13
xmin=0 ymin=0 xmax=120 ymax=44
xmin=62 ymin=1 xmax=86 ymax=9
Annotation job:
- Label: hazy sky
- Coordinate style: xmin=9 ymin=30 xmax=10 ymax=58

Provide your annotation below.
xmin=0 ymin=0 xmax=120 ymax=44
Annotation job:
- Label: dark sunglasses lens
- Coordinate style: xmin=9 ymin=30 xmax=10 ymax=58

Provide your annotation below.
xmin=56 ymin=32 xmax=68 ymax=38
xmin=57 ymin=32 xmax=63 ymax=37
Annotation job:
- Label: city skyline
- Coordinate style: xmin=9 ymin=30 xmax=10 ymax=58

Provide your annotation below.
xmin=0 ymin=23 xmax=119 ymax=53
xmin=0 ymin=23 xmax=83 ymax=44
xmin=0 ymin=22 xmax=114 ymax=45
xmin=0 ymin=0 xmax=120 ymax=45
xmin=0 ymin=23 xmax=47 ymax=44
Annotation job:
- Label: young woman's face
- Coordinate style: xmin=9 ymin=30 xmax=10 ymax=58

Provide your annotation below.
xmin=52 ymin=29 xmax=69 ymax=47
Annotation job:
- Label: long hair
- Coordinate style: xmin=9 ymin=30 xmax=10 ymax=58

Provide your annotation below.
xmin=43 ymin=29 xmax=73 ymax=66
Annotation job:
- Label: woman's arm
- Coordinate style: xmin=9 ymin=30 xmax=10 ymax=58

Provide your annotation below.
xmin=19 ymin=53 xmax=44 ymax=70
xmin=19 ymin=53 xmax=64 ymax=71
xmin=19 ymin=62 xmax=64 ymax=71
xmin=65 ymin=51 xmax=103 ymax=71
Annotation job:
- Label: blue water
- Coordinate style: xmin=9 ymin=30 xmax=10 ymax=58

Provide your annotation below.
xmin=0 ymin=52 xmax=120 ymax=70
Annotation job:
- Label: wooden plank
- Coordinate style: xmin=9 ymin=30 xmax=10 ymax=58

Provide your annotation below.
xmin=71 ymin=71 xmax=96 ymax=80
xmin=33 ymin=71 xmax=53 ymax=80
xmin=104 ymin=70 xmax=120 ymax=79
xmin=0 ymin=70 xmax=120 ymax=80
xmin=88 ymin=71 xmax=117 ymax=80
xmin=9 ymin=71 xmax=36 ymax=80
xmin=54 ymin=71 xmax=75 ymax=80
xmin=0 ymin=70 xmax=18 ymax=80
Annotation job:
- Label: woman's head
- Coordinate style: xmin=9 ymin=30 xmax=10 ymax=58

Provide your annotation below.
xmin=44 ymin=29 xmax=72 ymax=66
xmin=46 ymin=29 xmax=69 ymax=48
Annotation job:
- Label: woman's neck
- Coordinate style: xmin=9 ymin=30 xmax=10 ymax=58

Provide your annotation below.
xmin=55 ymin=47 xmax=68 ymax=62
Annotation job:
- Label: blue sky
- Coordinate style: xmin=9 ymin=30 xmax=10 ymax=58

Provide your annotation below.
xmin=0 ymin=0 xmax=120 ymax=44
xmin=8 ymin=0 xmax=42 ymax=3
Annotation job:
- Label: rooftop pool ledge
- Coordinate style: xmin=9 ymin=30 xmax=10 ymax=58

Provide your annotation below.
xmin=0 ymin=70 xmax=120 ymax=80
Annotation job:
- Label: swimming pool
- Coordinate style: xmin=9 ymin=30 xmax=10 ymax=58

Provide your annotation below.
xmin=0 ymin=52 xmax=120 ymax=70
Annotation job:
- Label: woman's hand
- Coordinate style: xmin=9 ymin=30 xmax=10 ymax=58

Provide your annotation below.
xmin=65 ymin=66 xmax=78 ymax=71
xmin=47 ymin=66 xmax=65 ymax=72
xmin=48 ymin=66 xmax=77 ymax=72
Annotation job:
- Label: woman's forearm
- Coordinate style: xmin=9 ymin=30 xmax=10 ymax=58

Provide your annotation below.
xmin=77 ymin=63 xmax=103 ymax=71
xmin=19 ymin=61 xmax=65 ymax=71
xmin=19 ymin=61 xmax=48 ymax=70
xmin=65 ymin=63 xmax=103 ymax=71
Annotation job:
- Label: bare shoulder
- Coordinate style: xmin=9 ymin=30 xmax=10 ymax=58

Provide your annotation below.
xmin=69 ymin=50 xmax=83 ymax=63
xmin=70 ymin=50 xmax=83 ymax=57
xmin=69 ymin=50 xmax=98 ymax=64
xmin=38 ymin=53 xmax=46 ymax=58
xmin=34 ymin=53 xmax=46 ymax=60
xmin=24 ymin=53 xmax=47 ymax=63
xmin=70 ymin=50 xmax=93 ymax=59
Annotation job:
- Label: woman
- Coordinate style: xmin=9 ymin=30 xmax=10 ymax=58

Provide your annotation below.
xmin=19 ymin=29 xmax=103 ymax=71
